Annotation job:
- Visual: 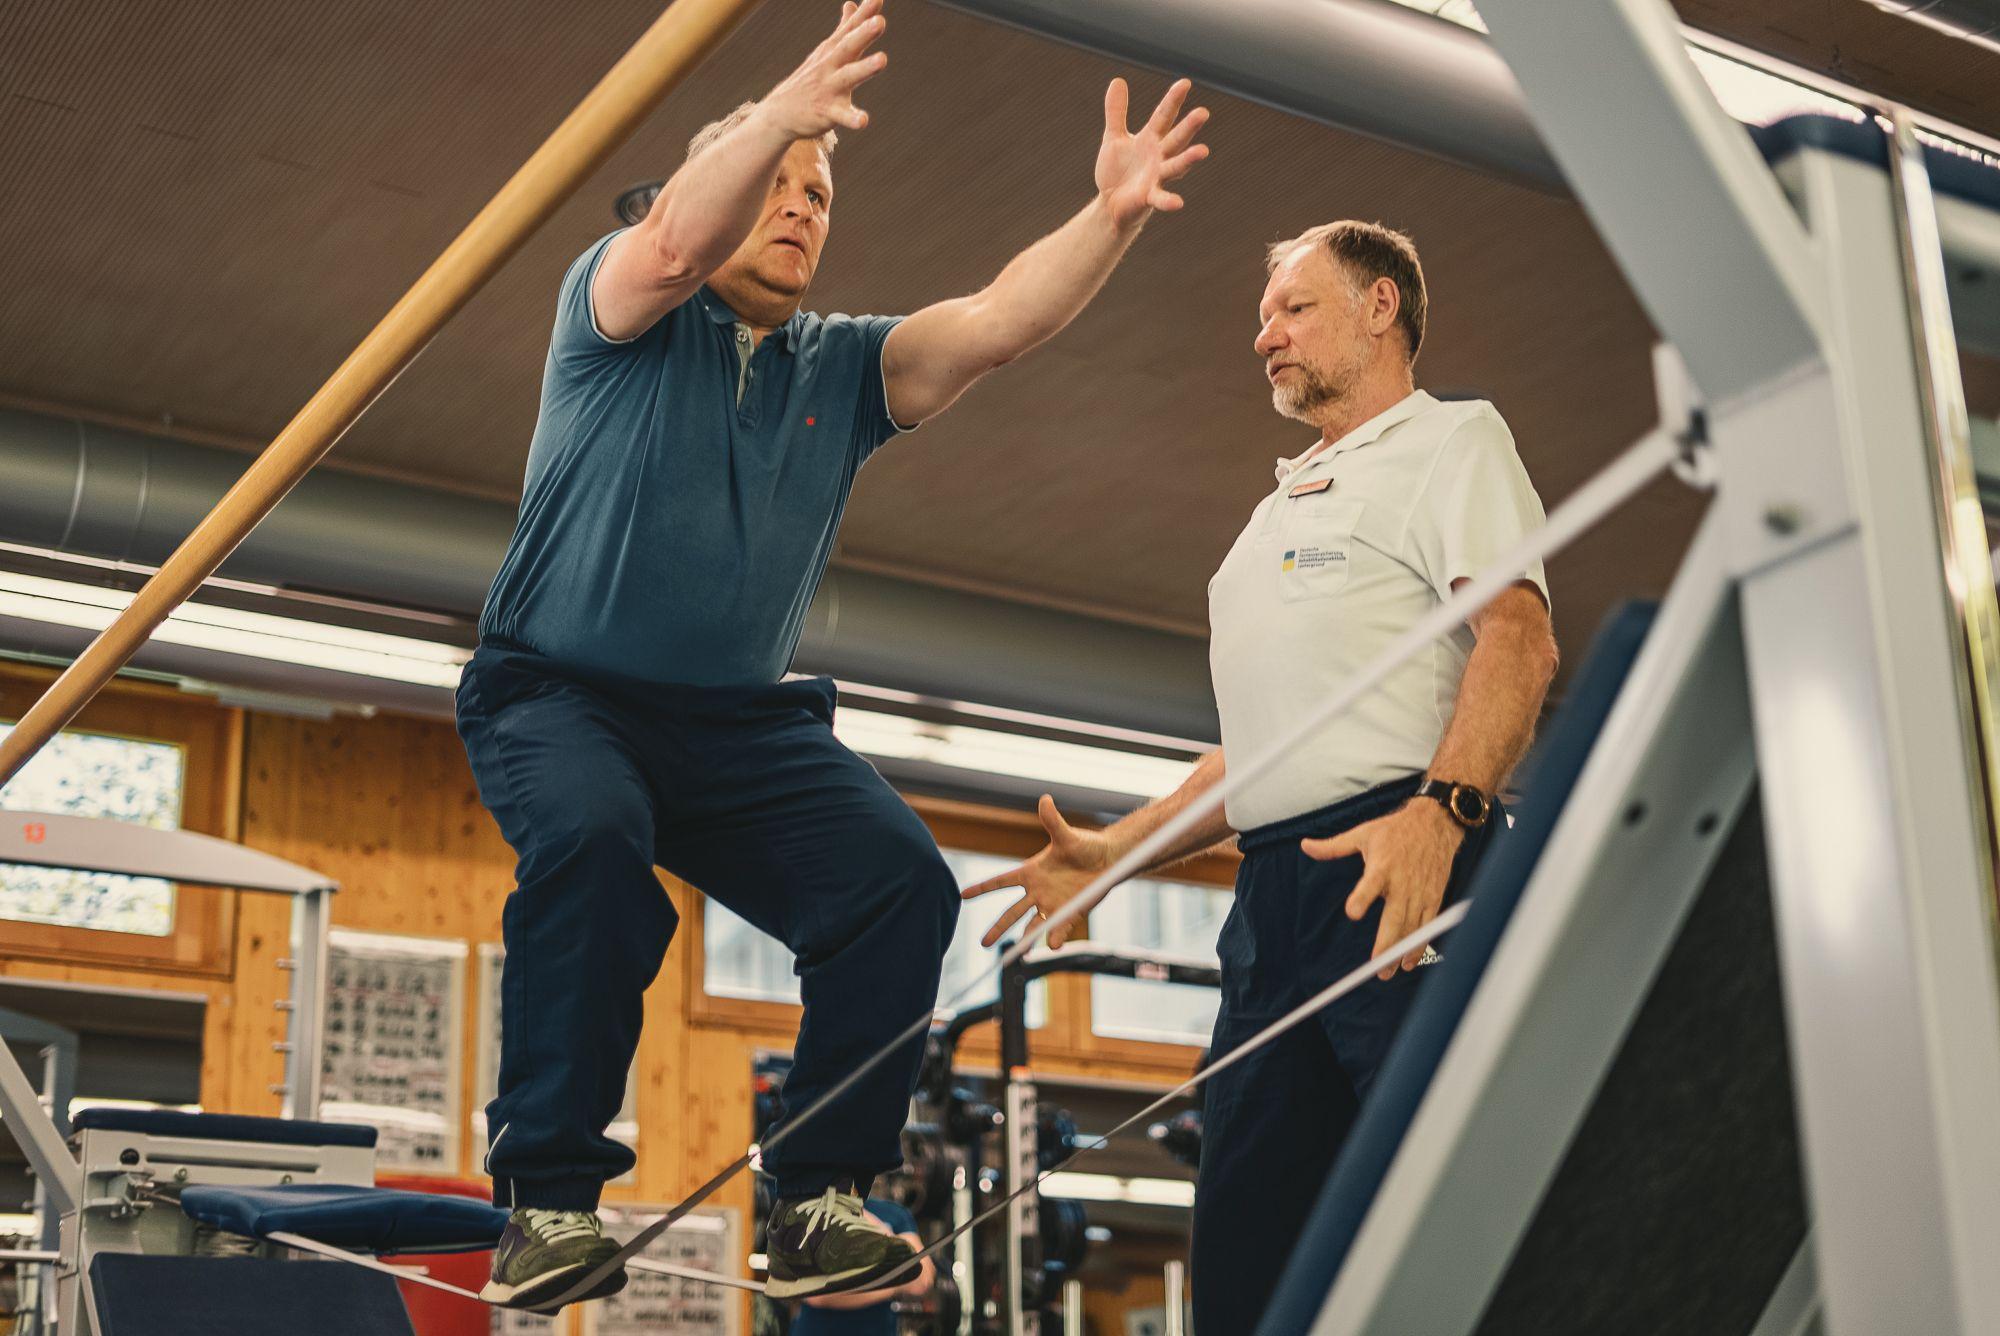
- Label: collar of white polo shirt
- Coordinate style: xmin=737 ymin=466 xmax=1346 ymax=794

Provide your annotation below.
xmin=1272 ymin=389 xmax=1437 ymax=482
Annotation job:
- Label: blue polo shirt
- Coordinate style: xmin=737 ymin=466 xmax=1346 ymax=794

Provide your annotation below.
xmin=480 ymin=231 xmax=910 ymax=686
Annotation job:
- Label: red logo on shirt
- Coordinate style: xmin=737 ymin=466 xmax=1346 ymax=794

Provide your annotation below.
xmin=806 ymin=416 xmax=816 ymax=427
xmin=23 ymin=822 xmax=46 ymax=844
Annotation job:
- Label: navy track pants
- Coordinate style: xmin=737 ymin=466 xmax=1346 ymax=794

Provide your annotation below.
xmin=1191 ymin=776 xmax=1499 ymax=1334
xmin=456 ymin=640 xmax=958 ymax=1209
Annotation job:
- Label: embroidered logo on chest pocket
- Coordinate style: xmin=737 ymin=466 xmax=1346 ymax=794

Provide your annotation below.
xmin=1279 ymin=499 xmax=1365 ymax=602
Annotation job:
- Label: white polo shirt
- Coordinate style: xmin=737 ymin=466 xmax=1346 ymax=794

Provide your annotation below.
xmin=1208 ymin=389 xmax=1550 ymax=832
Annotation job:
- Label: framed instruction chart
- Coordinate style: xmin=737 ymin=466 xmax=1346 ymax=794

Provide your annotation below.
xmin=320 ymin=929 xmax=466 ymax=1171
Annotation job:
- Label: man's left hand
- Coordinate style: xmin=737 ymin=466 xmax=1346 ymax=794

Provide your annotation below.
xmin=1095 ymin=77 xmax=1211 ymax=228
xmin=1302 ymin=800 xmax=1464 ymax=979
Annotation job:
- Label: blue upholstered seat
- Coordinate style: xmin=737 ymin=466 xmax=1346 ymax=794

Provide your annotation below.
xmin=1258 ymin=602 xmax=1657 ymax=1335
xmin=179 ymin=1183 xmax=510 ymax=1255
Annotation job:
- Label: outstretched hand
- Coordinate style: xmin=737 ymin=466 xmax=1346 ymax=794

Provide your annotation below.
xmin=762 ymin=0 xmax=891 ymax=141
xmin=1301 ymin=801 xmax=1463 ymax=980
xmin=959 ymin=795 xmax=1111 ymax=948
xmin=1095 ymin=77 xmax=1212 ymax=228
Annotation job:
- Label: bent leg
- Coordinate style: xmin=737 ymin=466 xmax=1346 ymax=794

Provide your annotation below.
xmin=657 ymin=680 xmax=958 ymax=1198
xmin=458 ymin=650 xmax=675 ymax=1209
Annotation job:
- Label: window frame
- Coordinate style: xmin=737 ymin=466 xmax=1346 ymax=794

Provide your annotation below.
xmin=686 ymin=793 xmax=1238 ymax=1073
xmin=0 ymin=664 xmax=243 ymax=978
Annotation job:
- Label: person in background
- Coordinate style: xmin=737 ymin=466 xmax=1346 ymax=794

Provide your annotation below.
xmin=787 ymin=1198 xmax=934 ymax=1335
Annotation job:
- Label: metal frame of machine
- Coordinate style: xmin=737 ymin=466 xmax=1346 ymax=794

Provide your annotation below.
xmin=1292 ymin=1 xmax=2000 ymax=1330
xmin=0 ymin=815 xmax=340 ymax=1333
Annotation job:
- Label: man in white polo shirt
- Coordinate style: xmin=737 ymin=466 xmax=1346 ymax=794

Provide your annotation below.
xmin=963 ymin=220 xmax=1558 ymax=1330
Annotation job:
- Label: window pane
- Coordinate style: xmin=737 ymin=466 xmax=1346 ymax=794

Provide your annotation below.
xmin=700 ymin=847 xmax=1047 ymax=1026
xmin=0 ymin=724 xmax=184 ymax=937
xmin=1089 ymin=876 xmax=1228 ymax=1046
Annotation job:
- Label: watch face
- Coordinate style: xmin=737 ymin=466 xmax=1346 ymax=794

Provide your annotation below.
xmin=1449 ymin=786 xmax=1489 ymax=825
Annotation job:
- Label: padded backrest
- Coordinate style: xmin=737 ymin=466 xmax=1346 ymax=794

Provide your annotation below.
xmin=1749 ymin=113 xmax=2000 ymax=211
xmin=1258 ymin=602 xmax=1656 ymax=1336
xmin=179 ymin=1183 xmax=510 ymax=1254
xmin=89 ymin=1255 xmax=415 ymax=1336
xmin=71 ymin=1106 xmax=377 ymax=1148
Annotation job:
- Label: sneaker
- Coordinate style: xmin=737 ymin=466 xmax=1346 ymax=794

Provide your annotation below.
xmin=480 ymin=1208 xmax=628 ymax=1311
xmin=764 ymin=1185 xmax=920 ymax=1300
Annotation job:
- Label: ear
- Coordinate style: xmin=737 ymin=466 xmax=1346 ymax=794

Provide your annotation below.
xmin=1369 ymin=277 xmax=1401 ymax=340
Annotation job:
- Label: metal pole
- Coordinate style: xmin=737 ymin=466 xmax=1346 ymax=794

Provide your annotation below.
xmin=0 ymin=0 xmax=765 ymax=790
xmin=1061 ymin=1279 xmax=1083 ymax=1336
xmin=281 ymin=888 xmax=334 ymax=1118
xmin=0 ymin=1037 xmax=79 ymax=1217
xmin=999 ymin=958 xmax=1039 ymax=1336
xmin=1163 ymin=1259 xmax=1186 ymax=1336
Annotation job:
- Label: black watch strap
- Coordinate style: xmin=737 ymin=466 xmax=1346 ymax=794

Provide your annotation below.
xmin=1413 ymin=778 xmax=1492 ymax=829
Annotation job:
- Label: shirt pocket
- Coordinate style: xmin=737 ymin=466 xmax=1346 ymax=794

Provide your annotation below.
xmin=1278 ymin=498 xmax=1366 ymax=602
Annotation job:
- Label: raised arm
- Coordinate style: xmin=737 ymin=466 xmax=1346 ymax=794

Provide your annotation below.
xmin=591 ymin=0 xmax=889 ymax=340
xmin=879 ymin=77 xmax=1211 ymax=425
xmin=962 ymin=749 xmax=1233 ymax=948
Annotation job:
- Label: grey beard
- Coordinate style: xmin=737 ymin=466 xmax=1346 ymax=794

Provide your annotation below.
xmin=1272 ymin=365 xmax=1342 ymax=424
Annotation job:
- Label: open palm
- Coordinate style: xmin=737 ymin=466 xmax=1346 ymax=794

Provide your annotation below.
xmin=1095 ymin=77 xmax=1211 ymax=228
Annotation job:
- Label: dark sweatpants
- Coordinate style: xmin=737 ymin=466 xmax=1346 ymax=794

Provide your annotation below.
xmin=455 ymin=640 xmax=959 ymax=1210
xmin=1191 ymin=777 xmax=1498 ymax=1335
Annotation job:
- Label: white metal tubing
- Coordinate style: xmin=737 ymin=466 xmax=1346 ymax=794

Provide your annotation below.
xmin=1164 ymin=1260 xmax=1187 ymax=1336
xmin=0 ymin=1036 xmax=79 ymax=1217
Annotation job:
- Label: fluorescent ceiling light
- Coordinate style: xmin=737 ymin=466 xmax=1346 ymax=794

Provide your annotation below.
xmin=0 ymin=571 xmax=1194 ymax=799
xmin=1041 ymin=1171 xmax=1196 ymax=1208
xmin=0 ymin=571 xmax=469 ymax=689
xmin=832 ymin=708 xmax=1194 ymax=801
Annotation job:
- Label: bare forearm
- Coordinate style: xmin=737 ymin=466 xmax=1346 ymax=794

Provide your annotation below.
xmin=1428 ymin=618 xmax=1557 ymax=794
xmin=644 ymin=108 xmax=798 ymax=279
xmin=960 ymin=195 xmax=1141 ymax=366
xmin=1101 ymin=749 xmax=1234 ymax=873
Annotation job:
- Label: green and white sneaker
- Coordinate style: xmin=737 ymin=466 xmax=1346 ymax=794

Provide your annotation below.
xmin=480 ymin=1208 xmax=628 ymax=1311
xmin=764 ymin=1185 xmax=919 ymax=1300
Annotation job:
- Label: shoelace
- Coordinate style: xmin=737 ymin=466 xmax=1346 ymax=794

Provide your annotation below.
xmin=795 ymin=1188 xmax=888 ymax=1243
xmin=522 ymin=1209 xmax=602 ymax=1246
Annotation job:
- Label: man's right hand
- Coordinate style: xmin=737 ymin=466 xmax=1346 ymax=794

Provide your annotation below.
xmin=960 ymin=795 xmax=1113 ymax=948
xmin=758 ymin=0 xmax=890 ymax=141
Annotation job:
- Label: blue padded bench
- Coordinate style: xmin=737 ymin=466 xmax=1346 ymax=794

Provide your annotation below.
xmin=90 ymin=1254 xmax=415 ymax=1336
xmin=71 ymin=1106 xmax=378 ymax=1148
xmin=180 ymin=1183 xmax=510 ymax=1255
xmin=1258 ymin=602 xmax=1657 ymax=1335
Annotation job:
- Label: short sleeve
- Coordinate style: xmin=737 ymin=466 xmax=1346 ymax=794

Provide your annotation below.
xmin=549 ymin=230 xmax=650 ymax=370
xmin=1406 ymin=411 xmax=1552 ymax=610
xmin=849 ymin=313 xmax=914 ymax=464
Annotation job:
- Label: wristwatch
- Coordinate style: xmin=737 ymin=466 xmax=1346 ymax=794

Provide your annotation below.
xmin=1413 ymin=778 xmax=1493 ymax=829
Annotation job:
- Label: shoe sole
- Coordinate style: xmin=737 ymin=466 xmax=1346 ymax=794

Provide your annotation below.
xmin=481 ymin=1261 xmax=628 ymax=1311
xmin=765 ymin=1252 xmax=918 ymax=1301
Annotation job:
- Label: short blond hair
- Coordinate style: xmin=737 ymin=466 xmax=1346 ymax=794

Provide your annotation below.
xmin=687 ymin=101 xmax=838 ymax=162
xmin=1267 ymin=221 xmax=1427 ymax=363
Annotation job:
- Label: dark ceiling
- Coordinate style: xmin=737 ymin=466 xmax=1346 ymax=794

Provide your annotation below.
xmin=0 ymin=0 xmax=1993 ymax=658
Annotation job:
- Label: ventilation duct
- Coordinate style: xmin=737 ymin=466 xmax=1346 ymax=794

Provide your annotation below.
xmin=0 ymin=409 xmax=1218 ymax=740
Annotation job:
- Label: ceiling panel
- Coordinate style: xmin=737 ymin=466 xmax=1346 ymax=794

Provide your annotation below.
xmin=5 ymin=0 xmax=1981 ymax=657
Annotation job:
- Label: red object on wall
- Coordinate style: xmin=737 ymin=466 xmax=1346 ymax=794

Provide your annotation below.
xmin=375 ymin=1175 xmax=499 ymax=1336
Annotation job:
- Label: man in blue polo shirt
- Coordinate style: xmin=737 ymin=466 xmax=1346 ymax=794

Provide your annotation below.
xmin=457 ymin=0 xmax=1211 ymax=1311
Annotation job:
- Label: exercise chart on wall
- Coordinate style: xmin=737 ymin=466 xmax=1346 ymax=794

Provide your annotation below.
xmin=321 ymin=928 xmax=466 ymax=1171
